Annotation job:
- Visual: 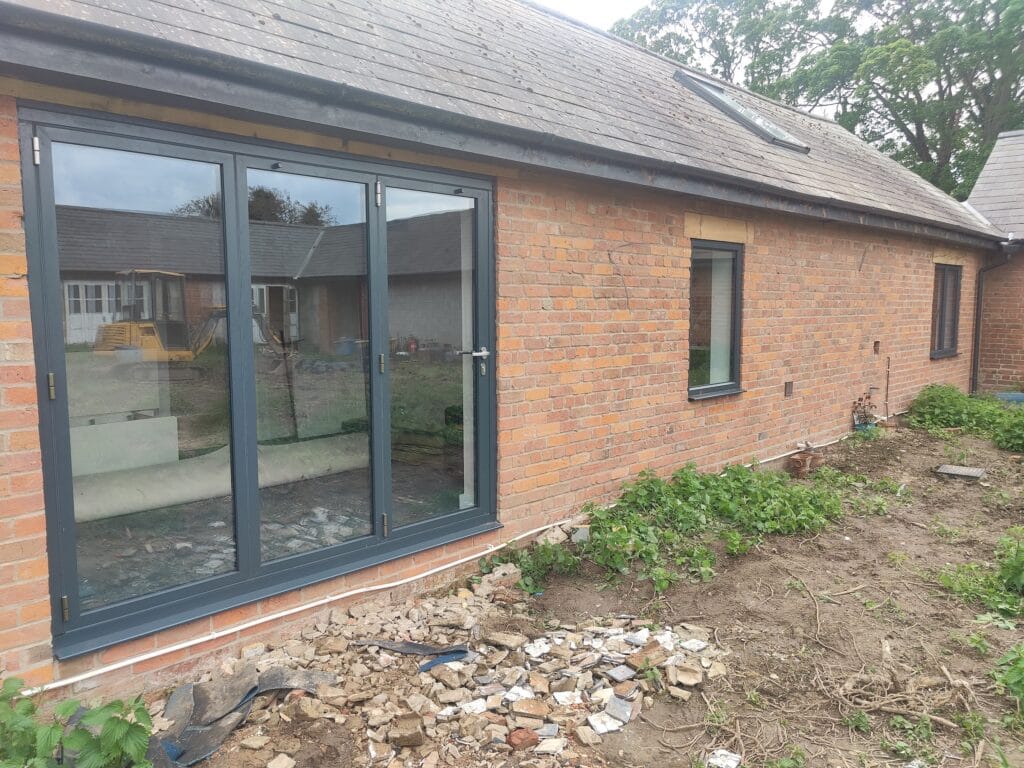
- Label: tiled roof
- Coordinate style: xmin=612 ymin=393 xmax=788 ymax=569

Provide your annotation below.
xmin=4 ymin=0 xmax=1002 ymax=239
xmin=967 ymin=130 xmax=1024 ymax=238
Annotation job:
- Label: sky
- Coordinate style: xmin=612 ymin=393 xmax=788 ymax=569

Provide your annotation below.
xmin=534 ymin=0 xmax=647 ymax=30
xmin=54 ymin=144 xmax=472 ymax=224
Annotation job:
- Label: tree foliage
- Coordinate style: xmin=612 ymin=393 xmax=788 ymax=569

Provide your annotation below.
xmin=612 ymin=0 xmax=1024 ymax=199
xmin=175 ymin=186 xmax=335 ymax=225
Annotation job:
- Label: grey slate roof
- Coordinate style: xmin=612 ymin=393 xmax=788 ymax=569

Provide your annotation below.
xmin=55 ymin=206 xmax=463 ymax=278
xmin=3 ymin=0 xmax=1002 ymax=241
xmin=967 ymin=130 xmax=1024 ymax=238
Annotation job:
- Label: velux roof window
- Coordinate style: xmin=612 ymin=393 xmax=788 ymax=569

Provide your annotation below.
xmin=675 ymin=71 xmax=810 ymax=154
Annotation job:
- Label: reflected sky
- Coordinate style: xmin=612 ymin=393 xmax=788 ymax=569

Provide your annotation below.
xmin=53 ymin=143 xmax=476 ymax=224
xmin=53 ymin=144 xmax=220 ymax=215
xmin=387 ymin=187 xmax=474 ymax=222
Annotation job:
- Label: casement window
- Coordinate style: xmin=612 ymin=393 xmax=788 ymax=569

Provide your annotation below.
xmin=688 ymin=241 xmax=743 ymax=399
xmin=22 ymin=109 xmax=496 ymax=657
xmin=931 ymin=264 xmax=962 ymax=358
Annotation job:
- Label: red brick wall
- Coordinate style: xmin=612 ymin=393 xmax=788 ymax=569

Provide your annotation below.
xmin=978 ymin=257 xmax=1024 ymax=391
xmin=0 ymin=93 xmax=988 ymax=700
xmin=493 ymin=176 xmax=982 ymax=530
xmin=0 ymin=95 xmax=52 ymax=687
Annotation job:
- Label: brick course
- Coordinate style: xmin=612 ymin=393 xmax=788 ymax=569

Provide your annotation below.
xmin=0 ymin=95 xmax=53 ymax=688
xmin=0 ymin=90 xmax=991 ymax=701
xmin=978 ymin=257 xmax=1024 ymax=391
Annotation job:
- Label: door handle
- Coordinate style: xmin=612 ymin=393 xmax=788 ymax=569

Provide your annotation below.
xmin=457 ymin=347 xmax=490 ymax=359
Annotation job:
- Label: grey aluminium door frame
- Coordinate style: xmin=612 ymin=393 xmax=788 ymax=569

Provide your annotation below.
xmin=19 ymin=105 xmax=498 ymax=659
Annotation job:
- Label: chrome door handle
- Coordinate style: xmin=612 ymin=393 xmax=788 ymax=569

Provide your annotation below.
xmin=457 ymin=346 xmax=490 ymax=358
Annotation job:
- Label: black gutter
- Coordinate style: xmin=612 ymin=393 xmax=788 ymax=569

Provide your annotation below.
xmin=971 ymin=242 xmax=1021 ymax=393
xmin=0 ymin=3 xmax=1006 ymax=249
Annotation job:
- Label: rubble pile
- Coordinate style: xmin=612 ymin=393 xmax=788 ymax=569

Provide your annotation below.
xmin=153 ymin=562 xmax=728 ymax=767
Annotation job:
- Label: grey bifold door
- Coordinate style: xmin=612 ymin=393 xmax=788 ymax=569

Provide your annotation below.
xmin=24 ymin=113 xmax=495 ymax=656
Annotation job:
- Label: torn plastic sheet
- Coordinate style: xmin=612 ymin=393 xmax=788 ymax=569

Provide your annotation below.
xmin=148 ymin=666 xmax=335 ymax=767
xmin=351 ymin=639 xmax=469 ymax=671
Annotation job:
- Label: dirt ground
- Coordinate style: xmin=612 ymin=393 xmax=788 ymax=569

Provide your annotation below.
xmin=202 ymin=426 xmax=1023 ymax=768
xmin=534 ymin=427 xmax=1024 ymax=766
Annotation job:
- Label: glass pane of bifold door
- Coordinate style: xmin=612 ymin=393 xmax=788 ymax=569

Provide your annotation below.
xmin=246 ymin=169 xmax=373 ymax=560
xmin=386 ymin=189 xmax=477 ymax=528
xmin=51 ymin=143 xmax=235 ymax=610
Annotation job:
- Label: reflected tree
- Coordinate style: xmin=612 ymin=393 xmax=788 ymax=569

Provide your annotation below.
xmin=175 ymin=185 xmax=335 ymax=225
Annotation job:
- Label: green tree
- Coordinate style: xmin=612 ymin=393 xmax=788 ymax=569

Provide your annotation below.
xmin=612 ymin=0 xmax=1024 ymax=199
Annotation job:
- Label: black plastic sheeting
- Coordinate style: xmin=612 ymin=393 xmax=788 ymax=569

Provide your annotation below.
xmin=147 ymin=666 xmax=335 ymax=767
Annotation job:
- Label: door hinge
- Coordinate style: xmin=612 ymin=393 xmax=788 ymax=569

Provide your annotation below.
xmin=60 ymin=595 xmax=70 ymax=622
xmin=374 ymin=179 xmax=382 ymax=207
xmin=382 ymin=513 xmax=389 ymax=537
xmin=32 ymin=136 xmax=40 ymax=166
xmin=378 ymin=353 xmax=385 ymax=373
xmin=47 ymin=372 xmax=56 ymax=400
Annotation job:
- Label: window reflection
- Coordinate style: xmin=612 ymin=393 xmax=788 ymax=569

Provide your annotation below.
xmin=245 ymin=170 xmax=373 ymax=560
xmin=689 ymin=247 xmax=738 ymax=388
xmin=387 ymin=189 xmax=477 ymax=528
xmin=53 ymin=143 xmax=235 ymax=610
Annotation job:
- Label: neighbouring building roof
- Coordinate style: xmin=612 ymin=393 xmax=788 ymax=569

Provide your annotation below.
xmin=967 ymin=130 xmax=1024 ymax=238
xmin=55 ymin=206 xmax=464 ymax=278
xmin=0 ymin=0 xmax=1004 ymax=244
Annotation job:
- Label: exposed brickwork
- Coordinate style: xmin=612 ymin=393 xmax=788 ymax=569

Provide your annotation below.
xmin=0 ymin=95 xmax=52 ymax=688
xmin=493 ymin=176 xmax=982 ymax=531
xmin=978 ymin=257 xmax=1024 ymax=391
xmin=0 ymin=88 xmax=990 ymax=703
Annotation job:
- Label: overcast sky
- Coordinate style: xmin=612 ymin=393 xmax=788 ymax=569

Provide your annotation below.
xmin=535 ymin=0 xmax=646 ymax=30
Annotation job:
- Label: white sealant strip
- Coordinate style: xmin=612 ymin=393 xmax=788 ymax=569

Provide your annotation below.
xmin=29 ymin=422 xmax=899 ymax=697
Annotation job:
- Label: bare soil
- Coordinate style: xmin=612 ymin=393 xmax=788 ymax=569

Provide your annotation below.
xmin=203 ymin=427 xmax=1023 ymax=768
xmin=534 ymin=428 xmax=1024 ymax=766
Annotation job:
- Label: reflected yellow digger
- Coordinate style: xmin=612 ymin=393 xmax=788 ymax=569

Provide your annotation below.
xmin=94 ymin=269 xmax=282 ymax=380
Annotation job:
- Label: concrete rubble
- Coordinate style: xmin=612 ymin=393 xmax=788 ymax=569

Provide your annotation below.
xmin=151 ymin=556 xmax=730 ymax=767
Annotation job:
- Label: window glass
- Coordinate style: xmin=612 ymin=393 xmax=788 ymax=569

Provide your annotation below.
xmin=386 ymin=189 xmax=477 ymax=527
xmin=689 ymin=245 xmax=739 ymax=391
xmin=53 ymin=143 xmax=235 ymax=610
xmin=931 ymin=264 xmax=961 ymax=356
xmin=245 ymin=169 xmax=373 ymax=561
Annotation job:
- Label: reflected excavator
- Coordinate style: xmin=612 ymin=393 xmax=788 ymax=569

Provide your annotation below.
xmin=93 ymin=269 xmax=283 ymax=380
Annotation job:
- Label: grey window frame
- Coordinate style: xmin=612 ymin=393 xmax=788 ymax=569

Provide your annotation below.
xmin=930 ymin=263 xmax=962 ymax=359
xmin=688 ymin=240 xmax=744 ymax=401
xmin=19 ymin=105 xmax=498 ymax=659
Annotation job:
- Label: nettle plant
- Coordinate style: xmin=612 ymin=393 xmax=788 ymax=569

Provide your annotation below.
xmin=0 ymin=677 xmax=153 ymax=768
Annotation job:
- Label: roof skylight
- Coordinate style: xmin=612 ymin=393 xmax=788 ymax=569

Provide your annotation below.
xmin=675 ymin=71 xmax=810 ymax=154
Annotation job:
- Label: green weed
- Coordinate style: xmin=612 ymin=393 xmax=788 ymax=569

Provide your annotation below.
xmin=763 ymin=746 xmax=807 ymax=768
xmin=887 ymin=551 xmax=909 ymax=566
xmin=997 ymin=528 xmax=1024 ymax=596
xmin=993 ymin=642 xmax=1024 ymax=709
xmin=850 ymin=425 xmax=882 ymax=441
xmin=909 ymin=384 xmax=1024 ymax=451
xmin=583 ymin=464 xmax=843 ymax=594
xmin=955 ymin=711 xmax=986 ymax=753
xmin=479 ymin=541 xmax=580 ymax=594
xmin=909 ymin=384 xmax=1009 ymax=434
xmin=880 ymin=715 xmax=935 ymax=762
xmin=993 ymin=406 xmax=1024 ymax=452
xmin=0 ymin=677 xmax=153 ymax=768
xmin=842 ymin=709 xmax=871 ymax=733
xmin=932 ymin=520 xmax=961 ymax=540
xmin=936 ymin=528 xmax=1024 ymax=618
